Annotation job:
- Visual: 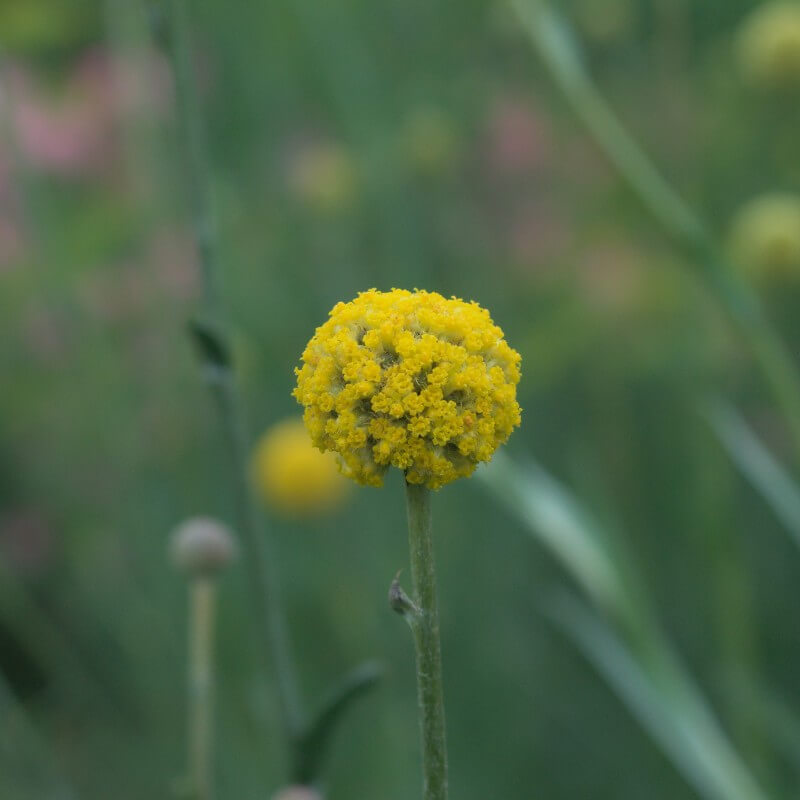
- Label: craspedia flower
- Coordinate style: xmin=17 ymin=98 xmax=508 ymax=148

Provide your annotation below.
xmin=737 ymin=2 xmax=800 ymax=88
xmin=250 ymin=418 xmax=349 ymax=516
xmin=293 ymin=289 xmax=522 ymax=490
xmin=729 ymin=193 xmax=800 ymax=280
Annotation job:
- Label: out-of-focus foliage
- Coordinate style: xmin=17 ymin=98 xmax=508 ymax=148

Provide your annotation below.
xmin=3 ymin=0 xmax=800 ymax=799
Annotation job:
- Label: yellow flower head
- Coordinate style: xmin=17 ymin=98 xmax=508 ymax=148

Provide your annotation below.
xmin=737 ymin=2 xmax=800 ymax=88
xmin=729 ymin=193 xmax=800 ymax=280
xmin=251 ymin=418 xmax=349 ymax=516
xmin=293 ymin=289 xmax=522 ymax=490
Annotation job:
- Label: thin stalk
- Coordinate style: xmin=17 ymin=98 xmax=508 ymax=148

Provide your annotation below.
xmin=512 ymin=0 xmax=800 ymax=459
xmin=188 ymin=578 xmax=216 ymax=800
xmin=166 ymin=0 xmax=303 ymax=745
xmin=210 ymin=372 xmax=303 ymax=737
xmin=404 ymin=482 xmax=448 ymax=800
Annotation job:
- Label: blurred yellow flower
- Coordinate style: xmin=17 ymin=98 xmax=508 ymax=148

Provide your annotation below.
xmin=729 ymin=193 xmax=800 ymax=280
xmin=288 ymin=142 xmax=358 ymax=214
xmin=401 ymin=107 xmax=460 ymax=176
xmin=251 ymin=418 xmax=349 ymax=516
xmin=737 ymin=2 xmax=800 ymax=88
xmin=294 ymin=289 xmax=522 ymax=490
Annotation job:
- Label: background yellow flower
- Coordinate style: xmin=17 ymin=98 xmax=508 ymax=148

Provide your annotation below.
xmin=729 ymin=193 xmax=800 ymax=280
xmin=251 ymin=418 xmax=350 ymax=516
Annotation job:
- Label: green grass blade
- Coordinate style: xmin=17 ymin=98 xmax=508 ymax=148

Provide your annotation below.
xmin=478 ymin=452 xmax=629 ymax=621
xmin=705 ymin=400 xmax=800 ymax=549
xmin=550 ymin=593 xmax=771 ymax=800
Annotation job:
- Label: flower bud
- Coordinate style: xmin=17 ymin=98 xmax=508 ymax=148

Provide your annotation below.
xmin=169 ymin=517 xmax=237 ymax=577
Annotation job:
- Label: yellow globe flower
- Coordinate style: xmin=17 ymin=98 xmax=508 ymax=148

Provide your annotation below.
xmin=293 ymin=289 xmax=522 ymax=490
xmin=251 ymin=418 xmax=349 ymax=516
xmin=737 ymin=2 xmax=800 ymax=88
xmin=729 ymin=193 xmax=800 ymax=280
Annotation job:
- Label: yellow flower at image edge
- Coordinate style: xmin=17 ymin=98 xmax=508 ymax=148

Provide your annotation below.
xmin=737 ymin=2 xmax=800 ymax=88
xmin=251 ymin=419 xmax=349 ymax=516
xmin=729 ymin=193 xmax=800 ymax=280
xmin=294 ymin=289 xmax=522 ymax=490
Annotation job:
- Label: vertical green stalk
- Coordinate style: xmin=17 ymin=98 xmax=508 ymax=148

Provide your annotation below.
xmin=166 ymin=0 xmax=303 ymax=746
xmin=188 ymin=577 xmax=216 ymax=800
xmin=404 ymin=482 xmax=448 ymax=800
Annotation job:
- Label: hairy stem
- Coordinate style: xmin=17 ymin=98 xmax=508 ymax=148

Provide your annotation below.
xmin=188 ymin=578 xmax=216 ymax=800
xmin=167 ymin=0 xmax=303 ymax=748
xmin=404 ymin=482 xmax=448 ymax=800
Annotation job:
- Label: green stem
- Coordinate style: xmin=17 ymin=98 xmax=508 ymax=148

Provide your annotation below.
xmin=210 ymin=372 xmax=303 ymax=737
xmin=188 ymin=578 xmax=216 ymax=800
xmin=404 ymin=482 xmax=448 ymax=800
xmin=166 ymin=0 xmax=303 ymax=747
xmin=512 ymin=0 xmax=800 ymax=460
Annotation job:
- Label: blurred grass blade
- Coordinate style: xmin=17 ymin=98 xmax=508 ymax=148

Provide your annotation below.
xmin=292 ymin=660 xmax=383 ymax=783
xmin=550 ymin=593 xmax=770 ymax=800
xmin=478 ymin=451 xmax=628 ymax=620
xmin=481 ymin=452 xmax=770 ymax=799
xmin=705 ymin=400 xmax=800 ymax=549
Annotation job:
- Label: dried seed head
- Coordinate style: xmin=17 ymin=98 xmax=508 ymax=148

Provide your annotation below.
xmin=169 ymin=516 xmax=237 ymax=577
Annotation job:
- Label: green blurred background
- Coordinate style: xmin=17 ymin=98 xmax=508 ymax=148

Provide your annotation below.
xmin=3 ymin=0 xmax=800 ymax=798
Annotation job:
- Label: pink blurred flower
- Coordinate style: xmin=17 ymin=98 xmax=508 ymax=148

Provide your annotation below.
xmin=5 ymin=46 xmax=172 ymax=177
xmin=7 ymin=59 xmax=114 ymax=175
xmin=485 ymin=97 xmax=551 ymax=175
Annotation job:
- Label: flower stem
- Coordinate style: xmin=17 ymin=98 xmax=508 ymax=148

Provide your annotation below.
xmin=404 ymin=482 xmax=448 ymax=800
xmin=166 ymin=0 xmax=303 ymax=748
xmin=188 ymin=577 xmax=216 ymax=800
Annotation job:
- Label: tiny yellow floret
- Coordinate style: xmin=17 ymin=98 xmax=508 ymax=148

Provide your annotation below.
xmin=737 ymin=2 xmax=800 ymax=88
xmin=251 ymin=418 xmax=349 ymax=516
xmin=293 ymin=289 xmax=522 ymax=489
xmin=729 ymin=193 xmax=800 ymax=280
